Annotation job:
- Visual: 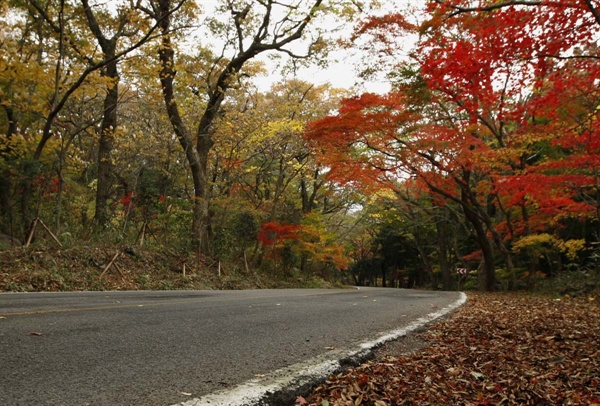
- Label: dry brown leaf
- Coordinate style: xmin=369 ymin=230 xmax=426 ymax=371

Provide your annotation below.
xmin=306 ymin=292 xmax=600 ymax=406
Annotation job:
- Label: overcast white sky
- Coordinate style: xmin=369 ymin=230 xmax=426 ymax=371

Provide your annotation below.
xmin=198 ymin=0 xmax=421 ymax=94
xmin=251 ymin=50 xmax=393 ymax=94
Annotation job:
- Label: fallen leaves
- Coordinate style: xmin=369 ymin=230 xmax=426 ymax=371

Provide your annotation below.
xmin=296 ymin=395 xmax=308 ymax=405
xmin=306 ymin=292 xmax=600 ymax=405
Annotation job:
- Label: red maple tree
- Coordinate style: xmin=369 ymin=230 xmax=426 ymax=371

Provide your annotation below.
xmin=306 ymin=0 xmax=600 ymax=290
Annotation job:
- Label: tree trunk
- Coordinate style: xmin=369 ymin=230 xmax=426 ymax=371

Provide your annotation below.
xmin=156 ymin=2 xmax=206 ymax=250
xmin=80 ymin=0 xmax=120 ymax=228
xmin=94 ymin=58 xmax=118 ymax=227
xmin=436 ymin=214 xmax=452 ymax=290
xmin=463 ymin=202 xmax=496 ymax=291
xmin=0 ymin=106 xmax=16 ymax=235
xmin=0 ymin=172 xmax=11 ymax=232
xmin=193 ymin=135 xmax=213 ymax=253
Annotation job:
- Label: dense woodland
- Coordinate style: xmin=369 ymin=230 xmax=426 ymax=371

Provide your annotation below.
xmin=0 ymin=0 xmax=599 ymax=292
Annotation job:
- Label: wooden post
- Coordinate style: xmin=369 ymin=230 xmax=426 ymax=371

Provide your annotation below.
xmin=112 ymin=261 xmax=126 ymax=279
xmin=37 ymin=218 xmax=63 ymax=247
xmin=25 ymin=217 xmax=63 ymax=247
xmin=25 ymin=218 xmax=39 ymax=247
xmin=136 ymin=222 xmax=146 ymax=247
xmin=100 ymin=251 xmax=122 ymax=278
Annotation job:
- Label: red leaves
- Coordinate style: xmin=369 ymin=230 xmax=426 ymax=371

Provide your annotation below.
xmin=308 ymin=0 xmax=600 ymax=256
xmin=307 ymin=292 xmax=600 ymax=405
xmin=118 ymin=192 xmax=134 ymax=209
xmin=419 ymin=0 xmax=600 ymax=132
xmin=257 ymin=222 xmax=299 ymax=246
xmin=306 ymin=92 xmax=417 ymax=190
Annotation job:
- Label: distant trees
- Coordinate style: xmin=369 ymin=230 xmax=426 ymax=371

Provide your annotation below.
xmin=149 ymin=0 xmax=371 ymax=252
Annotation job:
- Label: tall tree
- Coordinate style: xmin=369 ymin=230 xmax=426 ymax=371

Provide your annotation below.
xmin=149 ymin=0 xmax=372 ymax=252
xmin=79 ymin=0 xmax=152 ymax=227
xmin=2 ymin=0 xmax=163 ymax=233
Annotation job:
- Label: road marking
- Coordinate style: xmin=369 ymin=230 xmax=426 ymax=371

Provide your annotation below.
xmin=172 ymin=292 xmax=468 ymax=406
xmin=0 ymin=303 xmax=155 ymax=317
xmin=0 ymin=289 xmax=356 ymax=317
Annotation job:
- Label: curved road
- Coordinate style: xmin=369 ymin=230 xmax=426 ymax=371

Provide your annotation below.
xmin=0 ymin=288 xmax=464 ymax=405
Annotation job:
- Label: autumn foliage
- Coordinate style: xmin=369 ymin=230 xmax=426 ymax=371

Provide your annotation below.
xmin=2 ymin=0 xmax=600 ymax=290
xmin=306 ymin=0 xmax=600 ymax=290
xmin=258 ymin=222 xmax=300 ymax=247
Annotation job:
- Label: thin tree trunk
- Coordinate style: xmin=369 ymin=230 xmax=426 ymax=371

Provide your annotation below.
xmin=0 ymin=106 xmax=16 ymax=235
xmin=463 ymin=201 xmax=496 ymax=291
xmin=436 ymin=214 xmax=452 ymax=290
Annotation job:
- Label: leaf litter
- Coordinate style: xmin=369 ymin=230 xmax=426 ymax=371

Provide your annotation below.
xmin=305 ymin=292 xmax=600 ymax=405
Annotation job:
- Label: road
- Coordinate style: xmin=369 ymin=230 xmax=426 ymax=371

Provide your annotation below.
xmin=0 ymin=288 xmax=464 ymax=406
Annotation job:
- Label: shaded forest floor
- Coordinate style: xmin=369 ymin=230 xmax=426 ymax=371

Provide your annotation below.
xmin=0 ymin=245 xmax=339 ymax=292
xmin=303 ymin=292 xmax=600 ymax=406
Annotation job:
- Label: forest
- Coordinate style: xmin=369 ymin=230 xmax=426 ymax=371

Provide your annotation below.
xmin=0 ymin=0 xmax=599 ymax=293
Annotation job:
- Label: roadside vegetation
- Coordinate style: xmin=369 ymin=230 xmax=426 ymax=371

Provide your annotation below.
xmin=1 ymin=2 xmax=599 ymax=294
xmin=0 ymin=244 xmax=343 ymax=292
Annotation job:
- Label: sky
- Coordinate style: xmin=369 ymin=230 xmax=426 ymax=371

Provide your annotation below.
xmin=197 ymin=0 xmax=420 ymax=95
xmin=251 ymin=49 xmax=394 ymax=95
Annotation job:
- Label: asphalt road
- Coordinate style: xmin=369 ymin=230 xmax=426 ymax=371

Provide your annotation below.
xmin=0 ymin=288 xmax=463 ymax=406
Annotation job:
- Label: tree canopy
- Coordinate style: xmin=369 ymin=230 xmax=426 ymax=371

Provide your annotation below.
xmin=1 ymin=0 xmax=598 ymax=291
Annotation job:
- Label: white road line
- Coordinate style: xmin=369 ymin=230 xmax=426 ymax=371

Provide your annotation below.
xmin=172 ymin=292 xmax=467 ymax=406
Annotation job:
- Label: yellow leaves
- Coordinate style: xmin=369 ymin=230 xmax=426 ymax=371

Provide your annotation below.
xmin=371 ymin=188 xmax=396 ymax=201
xmin=557 ymin=238 xmax=586 ymax=261
xmin=264 ymin=118 xmax=305 ymax=138
xmin=0 ymin=132 xmax=58 ymax=164
xmin=273 ymin=212 xmax=351 ymax=270
xmin=513 ymin=233 xmax=586 ymax=260
xmin=512 ymin=233 xmax=559 ymax=254
xmin=0 ymin=134 xmax=29 ymax=164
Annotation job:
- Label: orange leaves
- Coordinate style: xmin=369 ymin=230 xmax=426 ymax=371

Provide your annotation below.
xmin=257 ymin=215 xmax=349 ymax=270
xmin=306 ymin=92 xmax=425 ymax=191
xmin=353 ymin=13 xmax=416 ymax=40
xmin=257 ymin=222 xmax=300 ymax=247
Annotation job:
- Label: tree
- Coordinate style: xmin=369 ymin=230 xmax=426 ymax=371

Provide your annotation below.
xmin=148 ymin=0 xmax=374 ymax=252
xmin=79 ymin=0 xmax=154 ymax=227
xmin=306 ymin=0 xmax=600 ymax=290
xmin=0 ymin=0 xmax=164 ymax=237
xmin=207 ymin=79 xmax=353 ymax=272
